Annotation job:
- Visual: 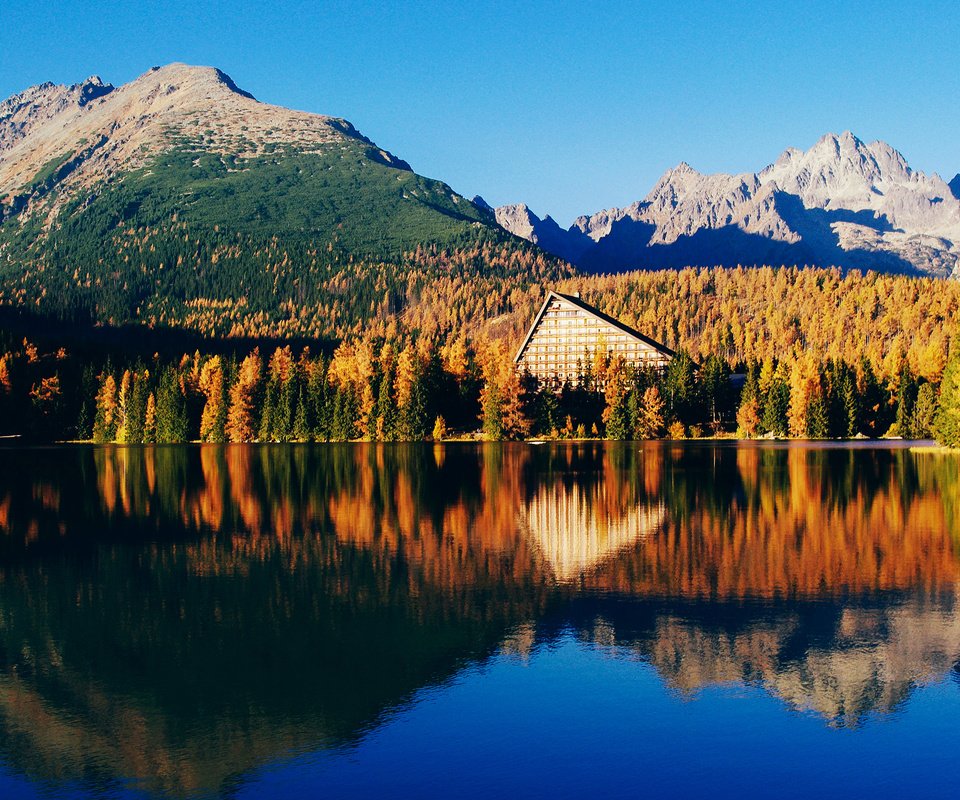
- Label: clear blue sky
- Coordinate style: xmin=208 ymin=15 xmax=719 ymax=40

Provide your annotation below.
xmin=2 ymin=1 xmax=958 ymax=226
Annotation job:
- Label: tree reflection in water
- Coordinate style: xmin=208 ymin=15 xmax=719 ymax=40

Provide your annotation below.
xmin=0 ymin=442 xmax=958 ymax=796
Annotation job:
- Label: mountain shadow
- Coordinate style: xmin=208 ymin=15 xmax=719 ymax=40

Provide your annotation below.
xmin=581 ymin=221 xmax=815 ymax=272
xmin=774 ymin=191 xmax=922 ymax=275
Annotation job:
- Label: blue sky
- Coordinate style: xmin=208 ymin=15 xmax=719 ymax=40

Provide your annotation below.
xmin=2 ymin=1 xmax=958 ymax=225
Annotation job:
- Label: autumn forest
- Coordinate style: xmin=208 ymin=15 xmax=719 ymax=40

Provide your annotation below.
xmin=0 ymin=261 xmax=958 ymax=446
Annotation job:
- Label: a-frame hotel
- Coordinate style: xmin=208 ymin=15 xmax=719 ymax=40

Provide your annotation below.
xmin=515 ymin=291 xmax=674 ymax=387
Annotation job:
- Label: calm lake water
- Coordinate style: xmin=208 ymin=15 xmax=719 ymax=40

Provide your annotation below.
xmin=0 ymin=441 xmax=958 ymax=799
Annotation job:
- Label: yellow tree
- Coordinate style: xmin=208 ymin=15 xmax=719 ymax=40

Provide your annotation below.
xmin=199 ymin=357 xmax=226 ymax=442
xmin=636 ymin=387 xmax=666 ymax=439
xmin=0 ymin=353 xmax=11 ymax=395
xmin=93 ymin=373 xmax=118 ymax=443
xmin=144 ymin=393 xmax=157 ymax=443
xmin=226 ymin=350 xmax=262 ymax=442
xmin=115 ymin=370 xmax=133 ymax=443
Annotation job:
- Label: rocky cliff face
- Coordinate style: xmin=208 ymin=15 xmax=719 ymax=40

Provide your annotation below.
xmin=498 ymin=131 xmax=960 ymax=278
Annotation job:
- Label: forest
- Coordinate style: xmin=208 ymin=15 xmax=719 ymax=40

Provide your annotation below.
xmin=1 ymin=298 xmax=958 ymax=445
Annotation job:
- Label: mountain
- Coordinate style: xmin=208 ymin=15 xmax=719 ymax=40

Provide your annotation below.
xmin=497 ymin=132 xmax=960 ymax=278
xmin=492 ymin=202 xmax=593 ymax=265
xmin=0 ymin=64 xmax=558 ymax=337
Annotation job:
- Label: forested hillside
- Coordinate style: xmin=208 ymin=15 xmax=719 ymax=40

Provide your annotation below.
xmin=0 ymin=64 xmax=567 ymax=335
xmin=2 ymin=264 xmax=959 ymax=445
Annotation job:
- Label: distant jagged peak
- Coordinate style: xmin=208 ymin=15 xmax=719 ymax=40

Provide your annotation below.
xmin=0 ymin=74 xmax=116 ymax=154
xmin=759 ymin=130 xmax=918 ymax=198
xmin=471 ymin=195 xmax=494 ymax=212
xmin=645 ymin=157 xmax=759 ymax=211
xmin=949 ymin=174 xmax=960 ymax=201
xmin=494 ymin=203 xmax=542 ymax=239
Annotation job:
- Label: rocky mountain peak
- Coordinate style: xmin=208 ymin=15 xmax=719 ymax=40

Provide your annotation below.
xmin=0 ymin=63 xmax=365 ymax=216
xmin=132 ymin=63 xmax=256 ymax=101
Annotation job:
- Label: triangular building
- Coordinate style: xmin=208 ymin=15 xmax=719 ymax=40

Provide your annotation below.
xmin=515 ymin=291 xmax=674 ymax=387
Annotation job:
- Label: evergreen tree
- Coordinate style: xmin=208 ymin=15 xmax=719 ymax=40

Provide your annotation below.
xmin=840 ymin=370 xmax=860 ymax=437
xmin=375 ymin=368 xmax=397 ymax=440
xmin=762 ymin=377 xmax=790 ymax=437
xmin=480 ymin=380 xmax=504 ymax=440
xmin=663 ymin=350 xmax=699 ymax=425
xmin=331 ymin=387 xmax=357 ymax=441
xmin=700 ymin=354 xmax=731 ymax=428
xmin=126 ymin=370 xmax=148 ymax=443
xmin=933 ymin=351 xmax=960 ymax=447
xmin=605 ymin=390 xmax=632 ymax=440
xmin=635 ymin=387 xmax=666 ymax=439
xmin=259 ymin=380 xmax=278 ymax=442
xmin=894 ymin=362 xmax=918 ymax=438
xmin=292 ymin=388 xmax=310 ymax=442
xmin=912 ymin=382 xmax=938 ymax=440
xmin=805 ymin=393 xmax=830 ymax=439
xmin=156 ymin=367 xmax=189 ymax=443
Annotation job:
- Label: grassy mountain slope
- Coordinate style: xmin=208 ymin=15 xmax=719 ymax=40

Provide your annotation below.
xmin=0 ymin=64 xmax=567 ymax=338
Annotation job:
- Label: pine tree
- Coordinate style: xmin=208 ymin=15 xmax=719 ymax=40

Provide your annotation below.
xmin=480 ymin=380 xmax=504 ymax=440
xmin=933 ymin=351 xmax=960 ymax=447
xmin=375 ymin=368 xmax=397 ymax=440
xmin=894 ymin=362 xmax=918 ymax=438
xmin=259 ymin=379 xmax=277 ymax=442
xmin=762 ymin=377 xmax=790 ymax=437
xmin=126 ymin=370 xmax=148 ymax=443
xmin=332 ymin=387 xmax=357 ymax=441
xmin=605 ymin=391 xmax=632 ymax=440
xmin=292 ymin=388 xmax=310 ymax=442
xmin=840 ymin=371 xmax=860 ymax=437
xmin=664 ymin=350 xmax=699 ymax=425
xmin=805 ymin=394 xmax=830 ymax=439
xmin=912 ymin=382 xmax=938 ymax=439
xmin=156 ymin=367 xmax=189 ymax=443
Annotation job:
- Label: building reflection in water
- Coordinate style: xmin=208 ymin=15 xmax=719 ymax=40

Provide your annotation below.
xmin=0 ymin=442 xmax=958 ymax=795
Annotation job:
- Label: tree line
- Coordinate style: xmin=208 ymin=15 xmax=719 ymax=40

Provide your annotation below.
xmin=2 ymin=330 xmax=957 ymax=446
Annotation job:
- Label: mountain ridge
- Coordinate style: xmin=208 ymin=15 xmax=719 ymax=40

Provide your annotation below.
xmin=497 ymin=131 xmax=960 ymax=278
xmin=0 ymin=63 xmax=562 ymax=339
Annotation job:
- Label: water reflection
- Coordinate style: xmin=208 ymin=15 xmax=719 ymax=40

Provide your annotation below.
xmin=0 ymin=442 xmax=958 ymax=796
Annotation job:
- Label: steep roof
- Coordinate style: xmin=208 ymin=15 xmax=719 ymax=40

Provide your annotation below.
xmin=515 ymin=290 xmax=676 ymax=363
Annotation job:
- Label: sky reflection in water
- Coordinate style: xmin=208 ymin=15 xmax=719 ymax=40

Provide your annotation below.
xmin=0 ymin=442 xmax=958 ymax=799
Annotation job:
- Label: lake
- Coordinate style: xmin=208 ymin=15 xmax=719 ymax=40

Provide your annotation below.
xmin=0 ymin=441 xmax=958 ymax=799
